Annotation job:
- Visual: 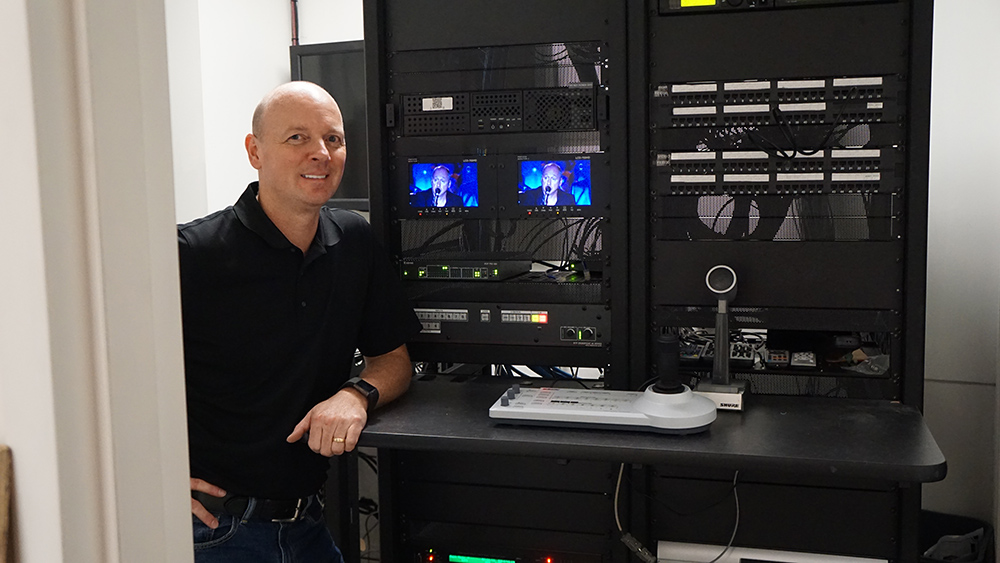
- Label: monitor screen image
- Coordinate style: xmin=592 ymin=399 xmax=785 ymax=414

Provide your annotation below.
xmin=409 ymin=161 xmax=480 ymax=209
xmin=517 ymin=158 xmax=592 ymax=207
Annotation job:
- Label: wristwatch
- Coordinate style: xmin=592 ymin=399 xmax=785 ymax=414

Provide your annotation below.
xmin=340 ymin=377 xmax=379 ymax=413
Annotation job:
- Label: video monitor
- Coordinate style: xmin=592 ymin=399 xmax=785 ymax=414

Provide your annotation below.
xmin=290 ymin=40 xmax=369 ymax=211
xmin=499 ymin=154 xmax=608 ymax=218
xmin=392 ymin=156 xmax=497 ymax=219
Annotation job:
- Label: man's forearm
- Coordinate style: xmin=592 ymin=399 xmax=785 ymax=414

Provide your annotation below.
xmin=358 ymin=344 xmax=413 ymax=408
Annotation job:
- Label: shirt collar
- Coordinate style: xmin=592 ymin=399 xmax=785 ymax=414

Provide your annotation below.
xmin=233 ymin=182 xmax=343 ymax=251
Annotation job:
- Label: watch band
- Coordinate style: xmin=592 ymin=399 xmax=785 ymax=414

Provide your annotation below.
xmin=340 ymin=377 xmax=379 ymax=413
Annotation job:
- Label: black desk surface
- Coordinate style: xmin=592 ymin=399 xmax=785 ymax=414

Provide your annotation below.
xmin=360 ymin=377 xmax=947 ymax=483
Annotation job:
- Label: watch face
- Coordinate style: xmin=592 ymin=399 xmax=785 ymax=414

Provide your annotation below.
xmin=344 ymin=377 xmax=378 ymax=411
xmin=354 ymin=378 xmax=377 ymax=396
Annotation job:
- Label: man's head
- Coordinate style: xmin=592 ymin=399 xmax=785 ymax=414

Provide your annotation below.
xmin=245 ymin=81 xmax=346 ymax=215
xmin=430 ymin=166 xmax=452 ymax=199
xmin=540 ymin=162 xmax=564 ymax=196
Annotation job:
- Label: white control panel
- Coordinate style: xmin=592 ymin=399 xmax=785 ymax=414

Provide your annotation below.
xmin=658 ymin=541 xmax=886 ymax=562
xmin=488 ymin=384 xmax=716 ymax=434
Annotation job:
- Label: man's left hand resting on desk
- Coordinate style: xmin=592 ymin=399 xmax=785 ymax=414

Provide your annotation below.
xmin=287 ymin=344 xmax=413 ymax=456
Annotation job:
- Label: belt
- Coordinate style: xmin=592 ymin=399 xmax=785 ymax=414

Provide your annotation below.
xmin=192 ymin=491 xmax=314 ymax=523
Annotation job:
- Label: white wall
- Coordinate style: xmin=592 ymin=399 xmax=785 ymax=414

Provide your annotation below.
xmin=166 ymin=0 xmax=209 ymax=223
xmin=922 ymin=0 xmax=1000 ymax=524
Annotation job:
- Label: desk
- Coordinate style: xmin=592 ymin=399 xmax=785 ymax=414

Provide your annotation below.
xmin=362 ymin=377 xmax=946 ymax=483
xmin=358 ymin=377 xmax=946 ymax=561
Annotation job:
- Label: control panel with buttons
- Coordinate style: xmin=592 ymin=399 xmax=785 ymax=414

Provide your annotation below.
xmin=410 ymin=301 xmax=610 ymax=348
xmin=489 ymin=384 xmax=716 ymax=434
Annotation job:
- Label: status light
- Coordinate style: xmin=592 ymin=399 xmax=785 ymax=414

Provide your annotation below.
xmin=539 ymin=314 xmax=548 ymax=324
xmin=681 ymin=0 xmax=716 ymax=6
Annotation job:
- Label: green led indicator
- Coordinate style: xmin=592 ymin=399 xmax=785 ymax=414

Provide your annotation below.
xmin=578 ymin=329 xmax=583 ymax=340
xmin=493 ymin=269 xmax=499 ymax=276
xmin=448 ymin=556 xmax=516 ymax=563
xmin=442 ymin=266 xmax=449 ymax=270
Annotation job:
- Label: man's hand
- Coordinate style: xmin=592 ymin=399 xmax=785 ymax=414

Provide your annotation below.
xmin=190 ymin=478 xmax=226 ymax=529
xmin=286 ymin=389 xmax=368 ymax=456
xmin=286 ymin=344 xmax=413 ymax=457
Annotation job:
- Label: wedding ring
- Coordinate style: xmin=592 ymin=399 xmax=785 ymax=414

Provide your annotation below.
xmin=333 ymin=437 xmax=345 ymax=443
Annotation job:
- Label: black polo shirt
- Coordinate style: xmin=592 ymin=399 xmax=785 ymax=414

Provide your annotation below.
xmin=178 ymin=183 xmax=420 ymax=499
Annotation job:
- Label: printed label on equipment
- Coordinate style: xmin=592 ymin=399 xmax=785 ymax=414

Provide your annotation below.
xmin=722 ymin=151 xmax=768 ymax=160
xmin=777 ymin=79 xmax=826 ymax=89
xmin=723 ymin=104 xmax=768 ymax=114
xmin=421 ymin=97 xmax=454 ymax=112
xmin=832 ymin=172 xmax=881 ymax=182
xmin=778 ymin=102 xmax=827 ymax=112
xmin=672 ymin=106 xmax=717 ymax=116
xmin=833 ymin=76 xmax=883 ymax=87
xmin=671 ymin=82 xmax=717 ymax=93
xmin=670 ymin=151 xmax=716 ymax=161
xmin=723 ymin=174 xmax=768 ymax=183
xmin=671 ymin=174 xmax=717 ymax=183
xmin=723 ymin=81 xmax=769 ymax=91
xmin=832 ymin=149 xmax=881 ymax=158
xmin=777 ymin=173 xmax=823 ymax=182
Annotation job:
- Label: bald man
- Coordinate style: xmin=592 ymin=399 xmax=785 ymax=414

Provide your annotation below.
xmin=178 ymin=81 xmax=420 ymax=562
xmin=519 ymin=162 xmax=576 ymax=206
xmin=410 ymin=165 xmax=464 ymax=207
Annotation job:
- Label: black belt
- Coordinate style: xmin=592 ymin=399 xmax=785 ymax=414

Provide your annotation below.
xmin=192 ymin=491 xmax=314 ymax=523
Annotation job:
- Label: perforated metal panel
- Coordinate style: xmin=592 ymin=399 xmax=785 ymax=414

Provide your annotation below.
xmin=523 ymin=88 xmax=596 ymax=131
xmin=403 ymin=113 xmax=470 ymax=136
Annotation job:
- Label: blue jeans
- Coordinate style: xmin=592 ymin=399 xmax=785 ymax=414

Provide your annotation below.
xmin=192 ymin=495 xmax=345 ymax=563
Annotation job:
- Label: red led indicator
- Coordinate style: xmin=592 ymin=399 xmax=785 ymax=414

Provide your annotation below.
xmin=539 ymin=313 xmax=548 ymax=324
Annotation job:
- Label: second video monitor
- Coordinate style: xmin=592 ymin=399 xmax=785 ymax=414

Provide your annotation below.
xmin=393 ymin=154 xmax=609 ymax=219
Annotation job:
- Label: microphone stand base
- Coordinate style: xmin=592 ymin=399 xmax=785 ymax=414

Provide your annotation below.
xmin=693 ymin=380 xmax=747 ymax=411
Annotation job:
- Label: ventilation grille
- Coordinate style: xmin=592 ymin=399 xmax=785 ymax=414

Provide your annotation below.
xmin=652 ymin=193 xmax=897 ymax=242
xmin=403 ymin=114 xmax=470 ymax=136
xmin=471 ymin=92 xmax=522 ymax=116
xmin=523 ymin=89 xmax=595 ymax=131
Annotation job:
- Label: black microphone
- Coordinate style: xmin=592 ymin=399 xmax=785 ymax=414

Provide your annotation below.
xmin=652 ymin=333 xmax=685 ymax=394
xmin=706 ymin=265 xmax=737 ymax=385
